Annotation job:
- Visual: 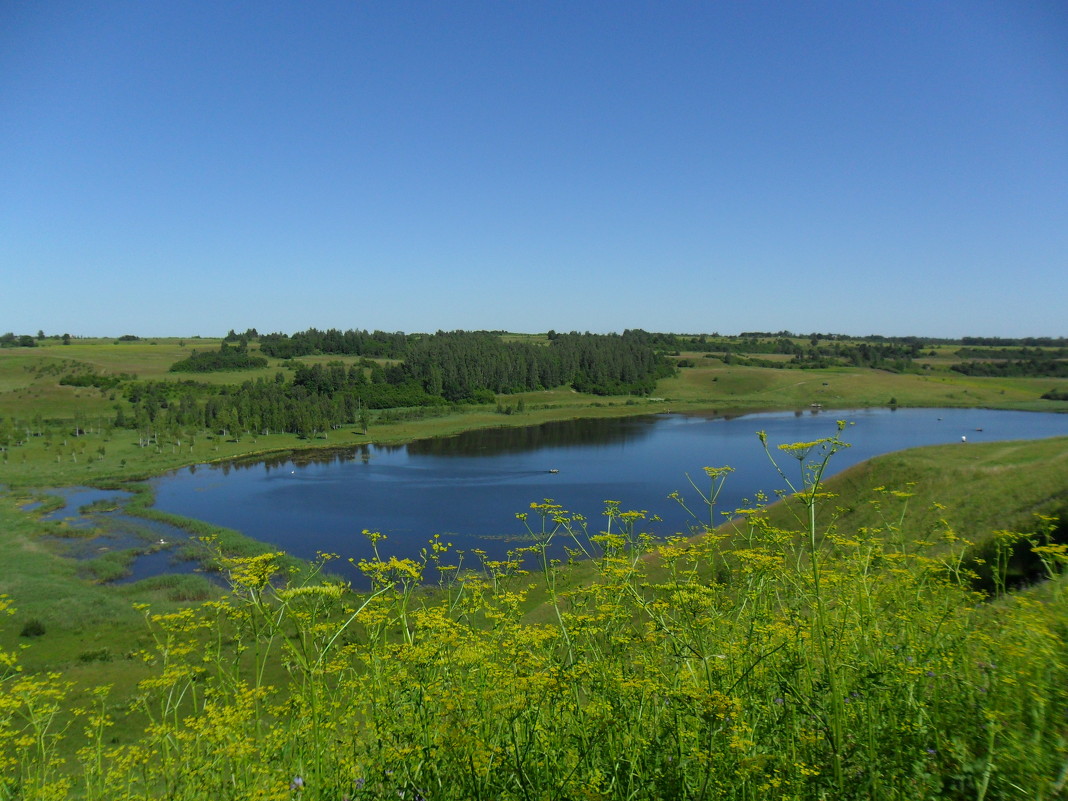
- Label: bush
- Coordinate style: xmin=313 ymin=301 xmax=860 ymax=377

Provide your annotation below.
xmin=19 ymin=618 xmax=45 ymax=637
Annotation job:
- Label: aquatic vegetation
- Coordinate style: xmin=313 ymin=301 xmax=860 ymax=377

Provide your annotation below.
xmin=1 ymin=430 xmax=1067 ymax=800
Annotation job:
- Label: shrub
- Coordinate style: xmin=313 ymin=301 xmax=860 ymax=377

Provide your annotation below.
xmin=19 ymin=617 xmax=45 ymax=637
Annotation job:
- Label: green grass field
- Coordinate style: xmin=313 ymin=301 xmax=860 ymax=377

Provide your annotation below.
xmin=660 ymin=356 xmax=1067 ymax=413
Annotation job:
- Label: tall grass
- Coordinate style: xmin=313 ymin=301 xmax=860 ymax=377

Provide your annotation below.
xmin=2 ymin=427 xmax=1066 ymax=800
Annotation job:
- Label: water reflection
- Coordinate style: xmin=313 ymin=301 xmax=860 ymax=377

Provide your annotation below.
xmin=406 ymin=416 xmax=657 ymax=457
xmin=203 ymin=416 xmax=660 ymax=473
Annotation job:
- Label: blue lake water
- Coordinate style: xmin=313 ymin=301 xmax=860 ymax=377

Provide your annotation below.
xmin=149 ymin=408 xmax=1067 ymax=571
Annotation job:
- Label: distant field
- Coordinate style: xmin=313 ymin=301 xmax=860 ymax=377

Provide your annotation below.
xmin=660 ymin=356 xmax=1066 ymax=413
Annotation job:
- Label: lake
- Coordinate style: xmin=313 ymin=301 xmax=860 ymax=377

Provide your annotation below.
xmin=148 ymin=407 xmax=1067 ymax=572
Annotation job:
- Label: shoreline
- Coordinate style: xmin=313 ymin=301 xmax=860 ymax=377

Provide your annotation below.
xmin=3 ymin=396 xmax=1065 ymax=492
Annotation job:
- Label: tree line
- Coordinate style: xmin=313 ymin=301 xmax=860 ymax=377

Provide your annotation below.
xmin=122 ymin=331 xmax=674 ymax=440
xmin=257 ymin=328 xmax=412 ymax=359
xmin=399 ymin=331 xmax=674 ymax=400
xmin=169 ymin=341 xmax=268 ymax=372
xmin=952 ymin=359 xmax=1068 ymax=378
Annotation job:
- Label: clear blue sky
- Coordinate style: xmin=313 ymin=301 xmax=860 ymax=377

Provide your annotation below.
xmin=2 ymin=1 xmax=1066 ymax=339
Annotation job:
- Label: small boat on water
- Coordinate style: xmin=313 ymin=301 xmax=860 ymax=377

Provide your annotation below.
xmin=548 ymin=468 xmax=559 ymax=474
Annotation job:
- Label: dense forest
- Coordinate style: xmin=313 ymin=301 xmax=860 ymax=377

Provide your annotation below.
xmin=257 ymin=328 xmax=412 ymax=359
xmin=249 ymin=329 xmax=673 ymax=397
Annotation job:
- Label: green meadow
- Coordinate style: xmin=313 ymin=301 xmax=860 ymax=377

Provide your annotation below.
xmin=0 ymin=335 xmax=1066 ymax=799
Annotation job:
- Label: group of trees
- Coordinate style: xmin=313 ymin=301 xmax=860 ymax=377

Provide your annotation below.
xmin=217 ymin=329 xmax=675 ymax=398
xmin=0 ymin=333 xmax=38 ymax=348
xmin=953 ymin=358 xmax=1068 ymax=378
xmin=951 ymin=344 xmax=1068 ymax=378
xmin=252 ymin=328 xmax=674 ymax=396
xmin=169 ymin=341 xmax=268 ymax=373
xmin=127 ymin=331 xmax=673 ymax=441
xmin=700 ymin=338 xmax=924 ymax=372
xmin=60 ymin=371 xmax=136 ymax=390
xmin=615 ymin=331 xmax=929 ymax=372
xmin=1 ymin=332 xmax=75 ymax=346
xmin=258 ymin=328 xmax=412 ymax=359
xmin=399 ymin=331 xmax=674 ymax=400
xmin=121 ymin=371 xmax=422 ymax=441
xmin=956 ymin=347 xmax=1068 ymax=361
xmin=960 ymin=336 xmax=1066 ymax=347
xmin=789 ymin=340 xmax=924 ymax=371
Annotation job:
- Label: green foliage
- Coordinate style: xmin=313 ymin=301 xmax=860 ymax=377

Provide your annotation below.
xmin=18 ymin=618 xmax=45 ymax=638
xmin=114 ymin=332 xmax=670 ymax=441
xmin=0 ymin=333 xmax=38 ymax=348
xmin=953 ymin=357 xmax=1068 ymax=378
xmin=260 ymin=329 xmax=673 ymax=398
xmin=83 ymin=548 xmax=139 ymax=583
xmin=2 ymin=436 xmax=1067 ymax=800
xmin=960 ymin=336 xmax=1067 ymax=347
xmin=258 ymin=328 xmax=410 ymax=359
xmin=58 ymin=372 xmax=135 ymax=391
xmin=168 ymin=342 xmax=268 ymax=373
xmin=956 ymin=346 xmax=1068 ymax=360
xmin=402 ymin=330 xmax=672 ymax=399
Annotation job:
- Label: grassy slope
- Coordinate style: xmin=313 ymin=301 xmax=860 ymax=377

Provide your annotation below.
xmin=512 ymin=435 xmax=1068 ymax=623
xmin=660 ymin=357 xmax=1068 ymax=413
xmin=812 ymin=436 xmax=1068 ymax=543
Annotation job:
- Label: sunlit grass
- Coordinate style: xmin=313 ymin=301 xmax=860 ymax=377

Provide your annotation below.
xmin=2 ymin=431 xmax=1067 ymax=800
xmin=660 ymin=361 xmax=1067 ymax=412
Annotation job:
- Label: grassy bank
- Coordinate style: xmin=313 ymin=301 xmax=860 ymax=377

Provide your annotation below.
xmin=2 ymin=430 xmax=1067 ymax=799
xmin=518 ymin=433 xmax=1068 ymax=623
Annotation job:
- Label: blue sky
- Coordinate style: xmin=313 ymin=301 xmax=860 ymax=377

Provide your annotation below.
xmin=2 ymin=1 xmax=1066 ymax=339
